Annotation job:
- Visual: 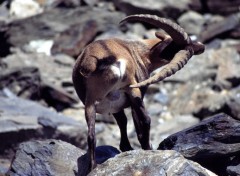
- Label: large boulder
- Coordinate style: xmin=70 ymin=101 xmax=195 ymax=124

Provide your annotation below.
xmin=8 ymin=140 xmax=85 ymax=176
xmin=158 ymin=113 xmax=240 ymax=175
xmin=89 ymin=150 xmax=216 ymax=176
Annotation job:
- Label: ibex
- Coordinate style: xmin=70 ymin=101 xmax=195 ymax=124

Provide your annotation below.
xmin=72 ymin=14 xmax=205 ymax=170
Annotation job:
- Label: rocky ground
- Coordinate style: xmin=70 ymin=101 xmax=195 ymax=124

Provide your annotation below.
xmin=0 ymin=0 xmax=240 ymax=175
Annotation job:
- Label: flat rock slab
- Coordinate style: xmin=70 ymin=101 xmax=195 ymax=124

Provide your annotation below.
xmin=7 ymin=139 xmax=85 ymax=176
xmin=89 ymin=150 xmax=216 ymax=176
xmin=0 ymin=96 xmax=87 ymax=159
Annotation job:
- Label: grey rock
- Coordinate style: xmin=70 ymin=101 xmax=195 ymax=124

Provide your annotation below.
xmin=158 ymin=113 xmax=240 ymax=175
xmin=9 ymin=0 xmax=43 ymax=19
xmin=226 ymin=156 xmax=240 ymax=176
xmin=0 ymin=96 xmax=87 ymax=160
xmin=8 ymin=139 xmax=85 ymax=176
xmin=165 ymin=47 xmax=240 ymax=119
xmin=1 ymin=51 xmax=78 ymax=109
xmin=51 ymin=20 xmax=98 ymax=57
xmin=2 ymin=50 xmax=74 ymax=88
xmin=78 ymin=145 xmax=121 ymax=176
xmin=0 ymin=21 xmax=11 ymax=57
xmin=113 ymin=0 xmax=192 ymax=19
xmin=199 ymin=13 xmax=240 ymax=43
xmin=164 ymin=49 xmax=217 ymax=83
xmin=5 ymin=6 xmax=124 ymax=51
xmin=82 ymin=0 xmax=99 ymax=6
xmin=227 ymin=165 xmax=240 ymax=176
xmin=178 ymin=11 xmax=205 ymax=35
xmin=0 ymin=67 xmax=41 ymax=100
xmin=226 ymin=86 xmax=240 ymax=120
xmin=54 ymin=0 xmax=82 ymax=8
xmin=0 ymin=158 xmax=10 ymax=175
xmin=206 ymin=0 xmax=240 ymax=15
xmin=89 ymin=150 xmax=216 ymax=176
xmin=213 ymin=48 xmax=240 ymax=89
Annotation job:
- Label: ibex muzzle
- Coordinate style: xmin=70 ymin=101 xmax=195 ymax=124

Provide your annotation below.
xmin=72 ymin=14 xmax=205 ymax=171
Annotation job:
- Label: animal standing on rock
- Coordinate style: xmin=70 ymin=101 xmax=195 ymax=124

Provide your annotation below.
xmin=72 ymin=14 xmax=205 ymax=170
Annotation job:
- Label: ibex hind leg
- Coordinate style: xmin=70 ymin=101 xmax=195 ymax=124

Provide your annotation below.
xmin=84 ymin=102 xmax=97 ymax=170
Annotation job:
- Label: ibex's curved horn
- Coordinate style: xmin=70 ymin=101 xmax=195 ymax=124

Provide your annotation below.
xmin=130 ymin=47 xmax=194 ymax=88
xmin=119 ymin=14 xmax=191 ymax=46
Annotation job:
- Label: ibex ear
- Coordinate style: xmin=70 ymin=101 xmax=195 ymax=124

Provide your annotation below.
xmin=151 ymin=32 xmax=173 ymax=56
xmin=155 ymin=31 xmax=169 ymax=40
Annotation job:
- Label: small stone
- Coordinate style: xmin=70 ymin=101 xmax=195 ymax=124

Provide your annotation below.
xmin=178 ymin=11 xmax=205 ymax=35
xmin=10 ymin=0 xmax=43 ymax=19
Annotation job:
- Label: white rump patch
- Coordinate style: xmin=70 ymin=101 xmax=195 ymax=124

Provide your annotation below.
xmin=110 ymin=59 xmax=126 ymax=79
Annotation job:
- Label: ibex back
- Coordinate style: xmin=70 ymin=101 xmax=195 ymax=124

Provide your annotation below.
xmin=72 ymin=14 xmax=205 ymax=170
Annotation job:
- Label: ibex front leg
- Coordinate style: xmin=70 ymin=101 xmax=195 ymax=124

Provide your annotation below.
xmin=113 ymin=110 xmax=133 ymax=151
xmin=128 ymin=88 xmax=151 ymax=150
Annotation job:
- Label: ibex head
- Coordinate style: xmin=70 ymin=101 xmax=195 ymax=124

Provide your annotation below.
xmin=120 ymin=14 xmax=205 ymax=88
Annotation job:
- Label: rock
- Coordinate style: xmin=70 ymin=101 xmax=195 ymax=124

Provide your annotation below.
xmin=0 ymin=67 xmax=41 ymax=100
xmin=2 ymin=50 xmax=74 ymax=88
xmin=0 ymin=21 xmax=11 ymax=57
xmin=178 ymin=11 xmax=205 ymax=36
xmin=0 ymin=158 xmax=10 ymax=175
xmin=78 ymin=145 xmax=120 ymax=176
xmin=53 ymin=0 xmax=82 ymax=8
xmin=1 ymin=51 xmax=78 ymax=109
xmin=226 ymin=86 xmax=240 ymax=120
xmin=23 ymin=39 xmax=54 ymax=56
xmin=9 ymin=0 xmax=43 ymax=19
xmin=0 ymin=1 xmax=9 ymax=23
xmin=89 ymin=150 xmax=216 ymax=176
xmin=182 ymin=86 xmax=229 ymax=119
xmin=40 ymin=82 xmax=78 ymax=111
xmin=158 ymin=113 xmax=240 ymax=175
xmin=164 ymin=49 xmax=217 ymax=83
xmin=227 ymin=165 xmax=240 ymax=176
xmin=151 ymin=114 xmax=200 ymax=149
xmin=0 ymin=96 xmax=87 ymax=160
xmin=113 ymin=0 xmax=192 ymax=19
xmin=165 ymin=47 xmax=240 ymax=119
xmin=7 ymin=140 xmax=120 ymax=176
xmin=51 ymin=20 xmax=98 ymax=57
xmin=212 ymin=48 xmax=240 ymax=89
xmin=82 ymin=0 xmax=100 ymax=6
xmin=35 ymin=0 xmax=82 ymax=8
xmin=226 ymin=156 xmax=240 ymax=176
xmin=95 ymin=28 xmax=142 ymax=41
xmin=206 ymin=0 xmax=240 ymax=15
xmin=5 ymin=6 xmax=124 ymax=52
xmin=7 ymin=140 xmax=85 ymax=176
xmin=199 ymin=13 xmax=240 ymax=43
